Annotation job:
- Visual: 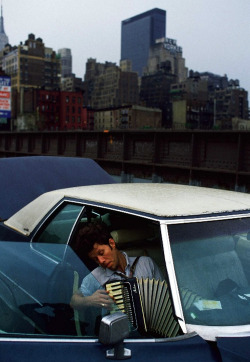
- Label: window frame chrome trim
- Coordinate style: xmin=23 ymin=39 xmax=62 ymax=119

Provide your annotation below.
xmin=160 ymin=222 xmax=186 ymax=334
xmin=0 ymin=332 xmax=197 ymax=344
xmin=30 ymin=200 xmax=85 ymax=263
xmin=161 ymin=212 xmax=250 ymax=225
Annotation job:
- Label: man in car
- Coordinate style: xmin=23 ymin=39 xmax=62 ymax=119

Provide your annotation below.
xmin=70 ymin=221 xmax=163 ymax=310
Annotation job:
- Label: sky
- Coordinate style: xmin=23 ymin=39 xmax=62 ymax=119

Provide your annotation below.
xmin=3 ymin=0 xmax=250 ymax=100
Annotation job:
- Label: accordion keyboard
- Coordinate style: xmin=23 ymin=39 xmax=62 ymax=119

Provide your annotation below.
xmin=106 ymin=279 xmax=144 ymax=330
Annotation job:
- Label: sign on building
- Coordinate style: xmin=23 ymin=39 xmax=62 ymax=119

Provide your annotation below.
xmin=0 ymin=76 xmax=11 ymax=120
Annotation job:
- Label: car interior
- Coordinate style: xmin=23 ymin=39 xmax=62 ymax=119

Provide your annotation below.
xmin=69 ymin=206 xmax=180 ymax=338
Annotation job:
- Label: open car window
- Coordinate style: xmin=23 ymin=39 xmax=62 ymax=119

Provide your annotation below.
xmin=169 ymin=217 xmax=250 ymax=328
xmin=69 ymin=206 xmax=180 ymax=339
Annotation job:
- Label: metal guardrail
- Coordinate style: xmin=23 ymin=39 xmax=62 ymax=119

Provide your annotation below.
xmin=1 ymin=129 xmax=250 ymax=192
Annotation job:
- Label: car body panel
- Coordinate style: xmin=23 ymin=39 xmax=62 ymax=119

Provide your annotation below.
xmin=0 ymin=334 xmax=221 ymax=362
xmin=217 ymin=336 xmax=250 ymax=361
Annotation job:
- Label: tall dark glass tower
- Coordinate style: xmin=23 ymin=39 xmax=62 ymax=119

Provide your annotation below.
xmin=121 ymin=8 xmax=166 ymax=76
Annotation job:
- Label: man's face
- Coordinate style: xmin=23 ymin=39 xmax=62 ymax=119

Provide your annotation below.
xmin=88 ymin=239 xmax=119 ymax=270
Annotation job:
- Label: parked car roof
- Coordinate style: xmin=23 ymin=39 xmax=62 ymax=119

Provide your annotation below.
xmin=0 ymin=156 xmax=115 ymax=220
xmin=5 ymin=183 xmax=250 ymax=236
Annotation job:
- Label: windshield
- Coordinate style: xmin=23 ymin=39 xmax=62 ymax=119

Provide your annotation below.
xmin=168 ymin=217 xmax=250 ymax=327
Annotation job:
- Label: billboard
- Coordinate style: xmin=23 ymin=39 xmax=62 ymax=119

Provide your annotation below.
xmin=0 ymin=76 xmax=11 ymax=119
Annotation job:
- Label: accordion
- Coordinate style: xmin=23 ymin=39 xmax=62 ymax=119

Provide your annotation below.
xmin=106 ymin=277 xmax=180 ymax=338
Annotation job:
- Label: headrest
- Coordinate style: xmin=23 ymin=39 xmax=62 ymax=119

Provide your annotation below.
xmin=111 ymin=228 xmax=154 ymax=247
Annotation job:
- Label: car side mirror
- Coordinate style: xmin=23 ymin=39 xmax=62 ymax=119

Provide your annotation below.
xmin=99 ymin=312 xmax=131 ymax=360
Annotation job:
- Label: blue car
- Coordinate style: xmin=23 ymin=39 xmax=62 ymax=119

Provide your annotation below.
xmin=0 ymin=157 xmax=249 ymax=361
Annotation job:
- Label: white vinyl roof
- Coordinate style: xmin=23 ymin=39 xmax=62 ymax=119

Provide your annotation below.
xmin=5 ymin=183 xmax=250 ymax=235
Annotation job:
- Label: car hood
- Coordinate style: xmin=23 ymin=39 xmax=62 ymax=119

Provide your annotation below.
xmin=0 ymin=156 xmax=115 ymax=220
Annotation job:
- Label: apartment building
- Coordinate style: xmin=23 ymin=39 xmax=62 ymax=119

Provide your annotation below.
xmin=1 ymin=34 xmax=61 ymax=92
xmin=83 ymin=58 xmax=139 ymax=109
xmin=170 ymin=72 xmax=248 ymax=129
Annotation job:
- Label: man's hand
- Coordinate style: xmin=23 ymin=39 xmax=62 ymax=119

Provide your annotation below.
xmin=89 ymin=289 xmax=114 ymax=309
xmin=70 ymin=289 xmax=114 ymax=310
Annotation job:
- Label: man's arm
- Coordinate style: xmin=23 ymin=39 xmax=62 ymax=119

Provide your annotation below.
xmin=70 ymin=289 xmax=113 ymax=310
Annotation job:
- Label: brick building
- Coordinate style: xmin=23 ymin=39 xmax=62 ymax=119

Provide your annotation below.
xmin=140 ymin=67 xmax=176 ymax=128
xmin=59 ymin=91 xmax=86 ymax=130
xmin=37 ymin=89 xmax=60 ymax=130
xmin=170 ymin=72 xmax=249 ymax=129
xmin=60 ymin=74 xmax=84 ymax=92
xmin=94 ymin=105 xmax=161 ymax=130
xmin=212 ymin=87 xmax=249 ymax=128
xmin=1 ymin=34 xmax=61 ymax=92
xmin=170 ymin=74 xmax=214 ymax=129
xmin=140 ymin=37 xmax=188 ymax=127
xmin=83 ymin=58 xmax=139 ymax=109
xmin=0 ymin=34 xmax=61 ymax=127
xmin=11 ymin=88 xmax=87 ymax=131
xmin=144 ymin=37 xmax=188 ymax=83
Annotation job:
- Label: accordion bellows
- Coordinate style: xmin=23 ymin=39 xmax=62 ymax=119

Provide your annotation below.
xmin=106 ymin=277 xmax=180 ymax=338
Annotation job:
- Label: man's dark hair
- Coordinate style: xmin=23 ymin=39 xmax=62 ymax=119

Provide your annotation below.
xmin=76 ymin=221 xmax=111 ymax=256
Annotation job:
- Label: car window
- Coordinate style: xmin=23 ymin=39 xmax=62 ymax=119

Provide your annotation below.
xmin=68 ymin=206 xmax=180 ymax=339
xmin=32 ymin=203 xmax=84 ymax=261
xmin=168 ymin=217 xmax=250 ymax=327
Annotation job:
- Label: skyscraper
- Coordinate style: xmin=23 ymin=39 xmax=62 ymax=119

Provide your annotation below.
xmin=0 ymin=4 xmax=8 ymax=51
xmin=121 ymin=8 xmax=166 ymax=76
xmin=58 ymin=48 xmax=72 ymax=77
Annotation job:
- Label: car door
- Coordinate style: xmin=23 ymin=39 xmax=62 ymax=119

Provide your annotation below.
xmin=0 ymin=204 xmax=225 ymax=361
xmin=0 ymin=333 xmax=222 ymax=362
xmin=0 ymin=202 xmax=84 ymax=334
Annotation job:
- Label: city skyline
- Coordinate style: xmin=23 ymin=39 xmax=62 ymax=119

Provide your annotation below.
xmin=3 ymin=0 xmax=250 ymax=101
